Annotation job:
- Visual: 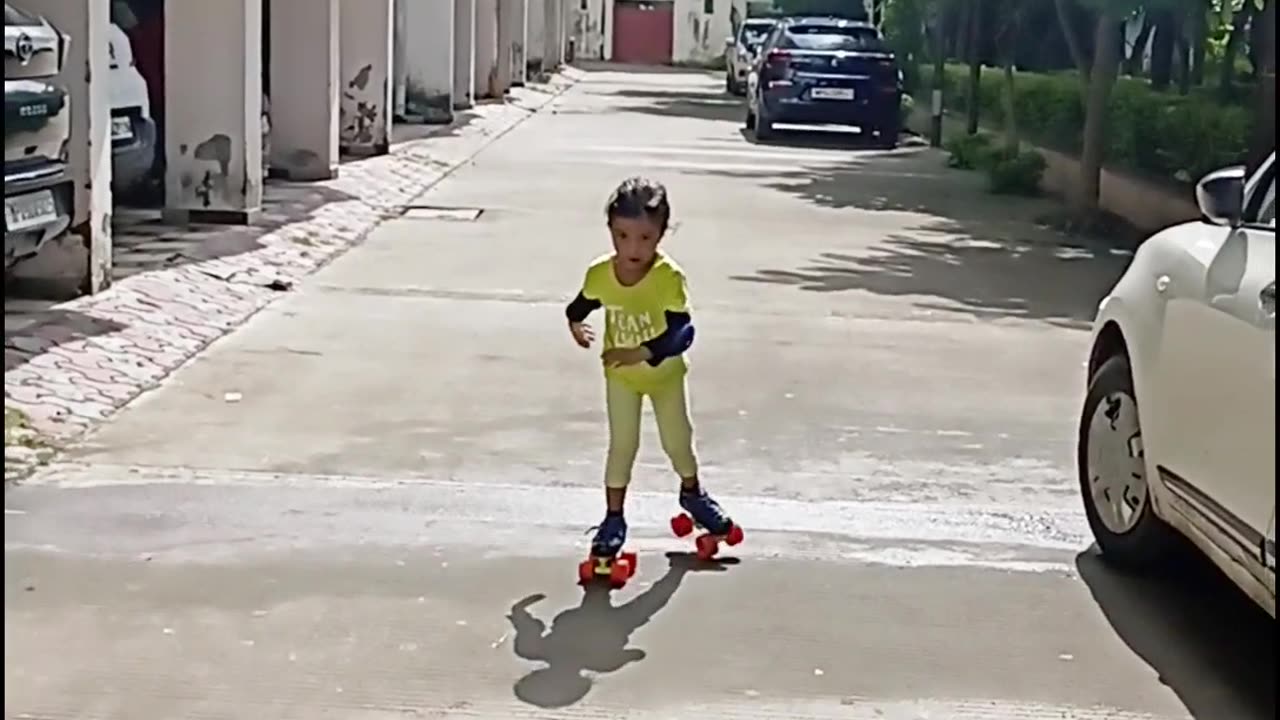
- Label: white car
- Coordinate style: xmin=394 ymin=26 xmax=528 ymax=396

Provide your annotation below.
xmin=1078 ymin=152 xmax=1275 ymax=617
xmin=724 ymin=18 xmax=775 ymax=95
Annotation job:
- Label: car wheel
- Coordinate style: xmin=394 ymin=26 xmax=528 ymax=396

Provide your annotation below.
xmin=744 ymin=105 xmax=756 ymax=130
xmin=725 ymin=72 xmax=736 ymax=94
xmin=752 ymin=98 xmax=774 ymax=141
xmin=1077 ymin=354 xmax=1174 ymax=570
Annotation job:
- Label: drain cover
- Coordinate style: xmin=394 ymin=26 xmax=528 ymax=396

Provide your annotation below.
xmin=400 ymin=206 xmax=484 ymax=221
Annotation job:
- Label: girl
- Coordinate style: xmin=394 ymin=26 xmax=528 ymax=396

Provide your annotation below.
xmin=564 ymin=176 xmax=737 ymax=559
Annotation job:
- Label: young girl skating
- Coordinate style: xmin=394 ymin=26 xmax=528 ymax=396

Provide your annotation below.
xmin=565 ymin=176 xmax=739 ymax=561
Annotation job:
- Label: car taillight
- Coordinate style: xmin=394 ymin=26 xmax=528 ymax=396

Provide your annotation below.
xmin=766 ymin=49 xmax=791 ymax=65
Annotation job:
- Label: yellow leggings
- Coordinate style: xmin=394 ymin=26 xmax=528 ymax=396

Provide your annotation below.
xmin=604 ymin=375 xmax=699 ymax=489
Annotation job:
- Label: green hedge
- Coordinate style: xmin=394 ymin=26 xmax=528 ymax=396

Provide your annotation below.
xmin=921 ymin=64 xmax=1252 ymax=186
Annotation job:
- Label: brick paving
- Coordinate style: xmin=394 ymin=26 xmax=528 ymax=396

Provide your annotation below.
xmin=4 ymin=72 xmax=579 ymax=482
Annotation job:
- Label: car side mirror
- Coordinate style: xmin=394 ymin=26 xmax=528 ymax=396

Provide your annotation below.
xmin=1196 ymin=165 xmax=1247 ymax=228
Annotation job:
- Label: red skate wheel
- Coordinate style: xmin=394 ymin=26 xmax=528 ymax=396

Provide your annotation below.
xmin=671 ymin=513 xmax=695 ymax=538
xmin=609 ymin=560 xmax=630 ymax=587
xmin=725 ymin=524 xmax=745 ymax=546
xmin=578 ymin=559 xmax=595 ymax=584
xmin=621 ymin=552 xmax=639 ymax=578
xmin=695 ymin=534 xmax=719 ymax=561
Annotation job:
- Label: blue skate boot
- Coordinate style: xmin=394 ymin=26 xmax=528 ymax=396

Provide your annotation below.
xmin=678 ymin=487 xmax=735 ymax=537
xmin=589 ymin=512 xmax=628 ymax=558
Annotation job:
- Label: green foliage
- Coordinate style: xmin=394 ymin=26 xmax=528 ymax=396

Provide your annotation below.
xmin=987 ymin=148 xmax=1048 ymax=195
xmin=945 ymin=131 xmax=997 ymax=169
xmin=922 ymin=62 xmax=1252 ymax=184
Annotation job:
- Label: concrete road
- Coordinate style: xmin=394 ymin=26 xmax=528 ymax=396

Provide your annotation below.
xmin=6 ymin=67 xmax=1273 ymax=720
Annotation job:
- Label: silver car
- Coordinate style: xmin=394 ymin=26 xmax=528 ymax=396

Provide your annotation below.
xmin=724 ymin=18 xmax=775 ymax=95
xmin=5 ymin=2 xmax=73 ymax=270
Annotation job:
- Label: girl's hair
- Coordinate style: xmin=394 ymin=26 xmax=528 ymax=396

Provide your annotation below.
xmin=605 ymin=176 xmax=671 ymax=233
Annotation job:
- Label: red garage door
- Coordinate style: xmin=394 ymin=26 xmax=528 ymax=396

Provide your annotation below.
xmin=612 ymin=1 xmax=674 ymax=65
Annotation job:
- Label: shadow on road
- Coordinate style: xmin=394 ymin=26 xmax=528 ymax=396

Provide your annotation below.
xmin=731 ymin=224 xmax=1125 ymax=329
xmin=604 ymin=86 xmax=745 ymax=122
xmin=1077 ymin=546 xmax=1276 ymax=720
xmin=700 ymin=149 xmax=1133 ymax=328
xmin=506 ymin=552 xmax=729 ymax=708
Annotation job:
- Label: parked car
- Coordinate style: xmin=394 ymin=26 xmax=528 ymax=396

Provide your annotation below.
xmin=745 ymin=16 xmax=902 ymax=147
xmin=1078 ymin=152 xmax=1275 ymax=618
xmin=107 ymin=0 xmax=157 ymax=197
xmin=724 ymin=17 xmax=775 ymax=95
xmin=4 ymin=2 xmax=73 ymax=271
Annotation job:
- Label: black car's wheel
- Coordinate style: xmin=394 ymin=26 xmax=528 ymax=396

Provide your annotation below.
xmin=1077 ymin=354 xmax=1175 ymax=570
xmin=874 ymin=124 xmax=900 ymax=149
xmin=744 ymin=105 xmax=756 ymax=130
xmin=725 ymin=72 xmax=736 ymax=94
xmin=752 ymin=97 xmax=774 ymax=140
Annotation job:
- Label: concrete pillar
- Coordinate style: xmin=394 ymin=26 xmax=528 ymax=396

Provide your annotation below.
xmin=543 ymin=0 xmax=562 ymax=71
xmin=15 ymin=0 xmax=112 ymax=295
xmin=393 ymin=0 xmax=408 ymax=118
xmin=401 ymin=0 xmax=455 ymax=123
xmin=340 ymin=0 xmax=394 ymax=155
xmin=527 ymin=0 xmax=546 ymax=78
xmin=269 ymin=0 xmax=340 ymax=181
xmin=499 ymin=0 xmax=527 ymax=87
xmin=453 ymin=0 xmax=475 ymax=109
xmin=474 ymin=0 xmax=499 ymax=99
xmin=164 ymin=0 xmax=262 ymax=225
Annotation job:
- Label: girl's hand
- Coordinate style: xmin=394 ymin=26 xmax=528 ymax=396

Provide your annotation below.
xmin=569 ymin=322 xmax=594 ymax=348
xmin=602 ymin=347 xmax=652 ymax=368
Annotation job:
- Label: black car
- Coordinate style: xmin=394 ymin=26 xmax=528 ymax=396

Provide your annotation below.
xmin=5 ymin=3 xmax=74 ymax=270
xmin=745 ymin=16 xmax=902 ymax=147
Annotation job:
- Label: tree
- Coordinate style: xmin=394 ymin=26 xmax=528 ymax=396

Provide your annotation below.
xmin=965 ymin=0 xmax=985 ymax=135
xmin=997 ymin=1 xmax=1032 ymax=153
xmin=1249 ymin=0 xmax=1275 ymax=173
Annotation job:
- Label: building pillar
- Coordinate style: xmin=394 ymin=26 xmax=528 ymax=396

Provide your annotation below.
xmin=499 ymin=0 xmax=527 ymax=87
xmin=164 ymin=0 xmax=262 ymax=224
xmin=269 ymin=0 xmax=340 ymax=181
xmin=393 ymin=0 xmax=408 ymax=118
xmin=544 ymin=0 xmax=562 ymax=71
xmin=453 ymin=0 xmax=475 ymax=109
xmin=14 ymin=0 xmax=113 ymax=295
xmin=339 ymin=0 xmax=394 ymax=155
xmin=527 ymin=0 xmax=546 ymax=78
xmin=401 ymin=0 xmax=455 ymax=123
xmin=474 ymin=0 xmax=499 ymax=99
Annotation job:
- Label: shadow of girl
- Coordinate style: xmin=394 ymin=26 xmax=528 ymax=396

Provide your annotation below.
xmin=507 ymin=554 xmax=717 ymax=708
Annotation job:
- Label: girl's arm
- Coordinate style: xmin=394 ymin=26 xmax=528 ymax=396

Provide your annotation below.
xmin=642 ymin=312 xmax=694 ymax=366
xmin=565 ymin=292 xmax=601 ymax=323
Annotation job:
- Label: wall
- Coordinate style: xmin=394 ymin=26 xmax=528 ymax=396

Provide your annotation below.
xmin=673 ymin=0 xmax=733 ymax=65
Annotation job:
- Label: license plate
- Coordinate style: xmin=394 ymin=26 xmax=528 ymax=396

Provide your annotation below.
xmin=4 ymin=190 xmax=58 ymax=232
xmin=112 ymin=116 xmax=134 ymax=141
xmin=811 ymin=87 xmax=854 ymax=100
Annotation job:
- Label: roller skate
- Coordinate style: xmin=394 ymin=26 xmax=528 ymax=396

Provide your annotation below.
xmin=671 ymin=487 xmax=745 ymax=560
xmin=578 ymin=512 xmax=638 ymax=588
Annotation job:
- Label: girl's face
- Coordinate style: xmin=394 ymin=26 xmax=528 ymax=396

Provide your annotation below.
xmin=609 ymin=215 xmax=664 ymax=274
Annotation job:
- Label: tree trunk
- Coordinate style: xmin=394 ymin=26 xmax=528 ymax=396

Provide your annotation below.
xmin=1190 ymin=3 xmax=1207 ymax=87
xmin=1002 ymin=46 xmax=1019 ymax=154
xmin=966 ymin=0 xmax=983 ymax=135
xmin=1054 ymin=0 xmax=1092 ymax=76
xmin=1077 ymin=13 xmax=1124 ymax=214
xmin=1218 ymin=2 xmax=1251 ymax=99
xmin=1249 ymin=0 xmax=1276 ymax=175
xmin=1150 ymin=9 xmax=1176 ymax=89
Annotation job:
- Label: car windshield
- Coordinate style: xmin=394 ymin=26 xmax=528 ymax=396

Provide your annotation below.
xmin=741 ymin=21 xmax=774 ymax=47
xmin=780 ymin=25 xmax=883 ymax=52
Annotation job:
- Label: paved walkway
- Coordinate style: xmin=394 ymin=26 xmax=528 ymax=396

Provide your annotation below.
xmin=4 ymin=72 xmax=579 ymax=481
xmin=5 ymin=66 xmax=1272 ymax=719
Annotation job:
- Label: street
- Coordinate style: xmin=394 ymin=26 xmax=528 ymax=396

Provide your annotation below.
xmin=5 ymin=66 xmax=1274 ymax=719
